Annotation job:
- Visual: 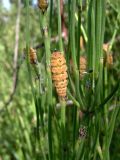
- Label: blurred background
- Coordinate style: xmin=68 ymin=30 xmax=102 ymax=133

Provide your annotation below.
xmin=0 ymin=0 xmax=120 ymax=159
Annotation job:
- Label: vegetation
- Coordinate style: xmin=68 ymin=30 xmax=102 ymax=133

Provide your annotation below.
xmin=0 ymin=0 xmax=120 ymax=159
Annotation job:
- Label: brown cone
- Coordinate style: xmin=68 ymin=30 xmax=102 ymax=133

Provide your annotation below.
xmin=80 ymin=56 xmax=87 ymax=79
xmin=29 ymin=48 xmax=37 ymax=64
xmin=51 ymin=52 xmax=68 ymax=99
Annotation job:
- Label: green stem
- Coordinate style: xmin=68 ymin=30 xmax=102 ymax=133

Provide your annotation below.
xmin=67 ymin=89 xmax=80 ymax=108
xmin=39 ymin=10 xmax=53 ymax=160
xmin=49 ymin=0 xmax=53 ymax=34
xmin=109 ymin=13 xmax=120 ymax=52
xmin=60 ymin=101 xmax=66 ymax=160
xmin=48 ymin=106 xmax=53 ymax=160
xmin=103 ymin=102 xmax=119 ymax=160
xmin=103 ymin=66 xmax=108 ymax=130
xmin=70 ymin=0 xmax=84 ymax=109
xmin=57 ymin=0 xmax=64 ymax=52
xmin=71 ymin=0 xmax=77 ymax=68
xmin=77 ymin=5 xmax=81 ymax=67
xmin=25 ymin=0 xmax=39 ymax=137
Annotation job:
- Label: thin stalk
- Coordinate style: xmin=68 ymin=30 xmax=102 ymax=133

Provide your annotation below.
xmin=103 ymin=101 xmax=119 ymax=160
xmin=95 ymin=82 xmax=119 ymax=113
xmin=109 ymin=13 xmax=120 ymax=51
xmin=103 ymin=66 xmax=108 ymax=130
xmin=87 ymin=0 xmax=96 ymax=110
xmin=66 ymin=0 xmax=71 ymax=64
xmin=101 ymin=0 xmax=106 ymax=46
xmin=57 ymin=0 xmax=64 ymax=52
xmin=81 ymin=24 xmax=88 ymax=42
xmin=37 ymin=63 xmax=46 ymax=136
xmin=60 ymin=101 xmax=66 ymax=129
xmin=67 ymin=89 xmax=80 ymax=109
xmin=48 ymin=105 xmax=53 ymax=160
xmin=87 ymin=0 xmax=94 ymax=69
xmin=77 ymin=5 xmax=81 ymax=67
xmin=95 ymin=0 xmax=102 ymax=73
xmin=70 ymin=0 xmax=83 ymax=109
xmin=39 ymin=8 xmax=53 ymax=160
xmin=41 ymin=15 xmax=52 ymax=106
xmin=49 ymin=0 xmax=53 ymax=34
xmin=72 ymin=106 xmax=78 ymax=150
xmin=75 ymin=14 xmax=88 ymax=42
xmin=70 ymin=0 xmax=77 ymax=68
xmin=25 ymin=0 xmax=33 ymax=92
xmin=25 ymin=0 xmax=40 ymax=137
xmin=60 ymin=101 xmax=66 ymax=160
xmin=91 ymin=0 xmax=96 ymax=91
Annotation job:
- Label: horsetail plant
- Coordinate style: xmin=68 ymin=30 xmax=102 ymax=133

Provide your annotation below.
xmin=24 ymin=0 xmax=120 ymax=160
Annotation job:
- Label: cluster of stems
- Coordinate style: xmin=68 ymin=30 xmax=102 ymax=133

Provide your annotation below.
xmin=25 ymin=0 xmax=120 ymax=160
